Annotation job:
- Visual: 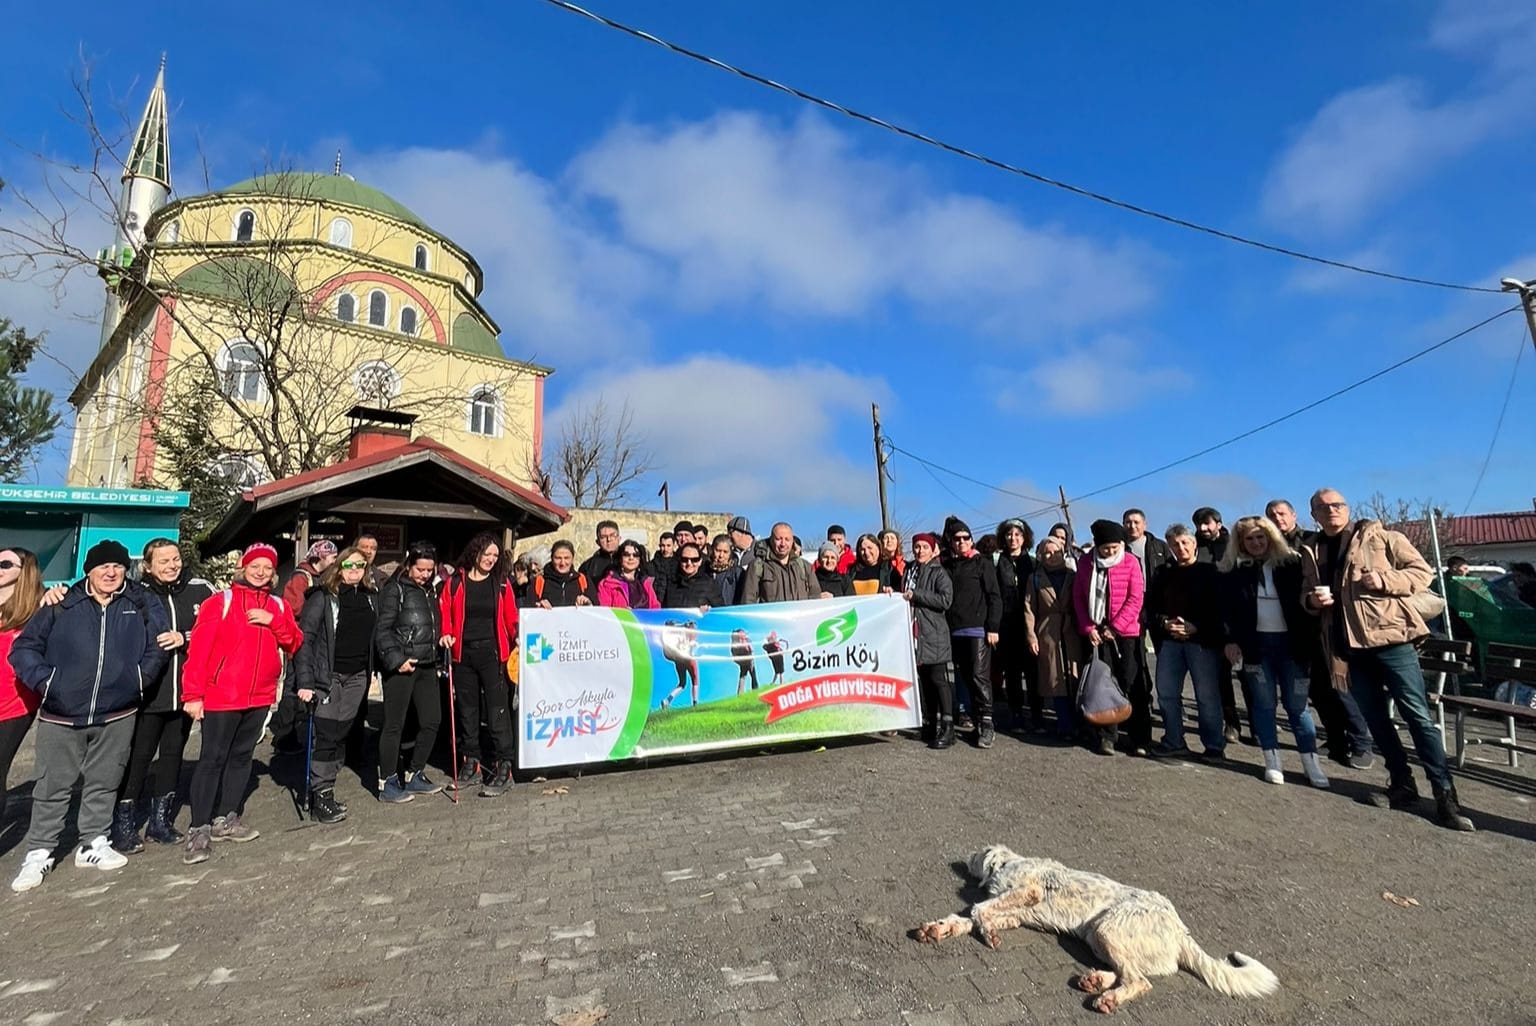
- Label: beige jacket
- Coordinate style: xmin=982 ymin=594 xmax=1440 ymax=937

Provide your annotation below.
xmin=1300 ymin=519 xmax=1432 ymax=688
xmin=1023 ymin=567 xmax=1083 ymax=699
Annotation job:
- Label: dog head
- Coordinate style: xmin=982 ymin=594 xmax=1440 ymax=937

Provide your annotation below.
xmin=968 ymin=845 xmax=1018 ymax=882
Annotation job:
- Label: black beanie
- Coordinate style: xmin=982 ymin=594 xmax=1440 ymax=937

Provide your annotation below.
xmin=1090 ymin=520 xmax=1127 ymax=546
xmin=84 ymin=539 xmax=132 ymax=573
xmin=943 ymin=516 xmax=970 ymax=538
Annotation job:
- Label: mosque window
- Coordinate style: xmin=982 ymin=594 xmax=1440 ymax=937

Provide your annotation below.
xmin=219 ymin=341 xmax=264 ymax=401
xmin=336 ymin=293 xmax=356 ymax=323
xmin=367 ymin=290 xmax=388 ymax=327
xmin=354 ymin=360 xmax=401 ymax=404
xmin=414 ymin=244 xmax=429 ymax=271
xmin=328 ymin=217 xmax=353 ymax=248
xmin=399 ymin=307 xmax=418 ymax=337
xmin=234 ymin=209 xmax=255 ymax=243
xmin=468 ymin=387 xmax=499 ymax=437
xmin=164 ymin=220 xmax=181 ymax=243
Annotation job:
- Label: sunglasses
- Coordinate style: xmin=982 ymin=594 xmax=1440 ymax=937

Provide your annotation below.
xmin=952 ymin=533 xmax=972 ymax=542
xmin=680 ymin=556 xmax=701 ymax=564
xmin=0 ymin=559 xmax=19 ymax=571
xmin=620 ymin=550 xmax=642 ymax=559
xmin=340 ymin=560 xmax=367 ymax=569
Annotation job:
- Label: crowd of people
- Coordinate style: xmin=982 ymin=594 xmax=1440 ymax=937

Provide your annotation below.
xmin=0 ymin=486 xmax=1478 ymax=892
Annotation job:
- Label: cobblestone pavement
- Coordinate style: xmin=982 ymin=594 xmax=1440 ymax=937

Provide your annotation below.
xmin=1 ymin=712 xmax=1533 ymax=1026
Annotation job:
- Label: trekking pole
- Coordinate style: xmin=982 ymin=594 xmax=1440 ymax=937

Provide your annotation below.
xmin=445 ymin=658 xmax=460 ymax=805
xmin=303 ymin=700 xmax=316 ymax=817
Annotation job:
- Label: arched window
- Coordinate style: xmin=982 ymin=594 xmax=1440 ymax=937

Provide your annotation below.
xmin=354 ymin=360 xmax=401 ymax=404
xmin=328 ymin=217 xmax=353 ymax=248
xmin=164 ymin=220 xmax=181 ymax=243
xmin=234 ymin=210 xmax=255 ymax=243
xmin=464 ymin=272 xmax=474 ymax=292
xmin=399 ymin=307 xmax=418 ymax=337
xmin=468 ymin=387 xmax=499 ymax=436
xmin=414 ymin=244 xmax=429 ymax=271
xmin=336 ymin=293 xmax=356 ymax=323
xmin=220 ymin=342 xmax=263 ymax=401
xmin=367 ymin=290 xmax=388 ymax=327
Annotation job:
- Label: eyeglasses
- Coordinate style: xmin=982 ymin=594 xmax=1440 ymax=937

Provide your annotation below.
xmin=620 ymin=551 xmax=641 ymax=559
xmin=952 ymin=533 xmax=972 ymax=542
xmin=680 ymin=557 xmax=701 ymax=564
xmin=340 ymin=560 xmax=367 ymax=569
xmin=0 ymin=559 xmax=18 ymax=570
xmin=1315 ymin=501 xmax=1348 ymax=512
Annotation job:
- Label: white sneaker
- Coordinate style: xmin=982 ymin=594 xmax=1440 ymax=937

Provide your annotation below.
xmin=75 ymin=835 xmax=129 ymax=871
xmin=11 ymin=849 xmax=54 ymax=892
xmin=1261 ymin=749 xmax=1284 ymax=785
xmin=1300 ymin=751 xmax=1331 ymax=789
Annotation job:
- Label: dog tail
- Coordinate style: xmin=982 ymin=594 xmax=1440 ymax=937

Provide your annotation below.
xmin=1177 ymin=934 xmax=1279 ymax=999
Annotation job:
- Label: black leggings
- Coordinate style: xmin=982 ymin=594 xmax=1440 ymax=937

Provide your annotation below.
xmin=189 ymin=707 xmax=265 ymax=828
xmin=0 ymin=712 xmax=35 ymax=825
xmin=120 ymin=709 xmax=191 ymax=801
xmin=379 ymin=664 xmax=441 ymax=779
xmin=918 ymin=662 xmax=955 ymax=722
xmin=453 ymin=642 xmax=514 ymax=764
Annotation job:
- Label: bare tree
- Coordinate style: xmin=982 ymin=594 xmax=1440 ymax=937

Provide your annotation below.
xmin=554 ymin=396 xmax=653 ymax=508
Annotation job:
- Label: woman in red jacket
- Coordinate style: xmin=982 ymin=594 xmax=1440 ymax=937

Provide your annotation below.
xmin=0 ymin=548 xmax=45 ymax=827
xmin=439 ymin=532 xmax=519 ymax=798
xmin=180 ymin=543 xmax=301 ymax=864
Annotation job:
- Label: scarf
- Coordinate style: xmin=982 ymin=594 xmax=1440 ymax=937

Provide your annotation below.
xmin=1088 ymin=550 xmax=1123 ymax=626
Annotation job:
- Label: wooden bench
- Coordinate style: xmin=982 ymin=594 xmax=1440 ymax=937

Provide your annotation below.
xmin=1437 ymin=642 xmax=1536 ymax=768
xmin=1421 ymin=638 xmax=1474 ymax=737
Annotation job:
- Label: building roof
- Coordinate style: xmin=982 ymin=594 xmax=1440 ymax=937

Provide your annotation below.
xmin=201 ymin=435 xmax=568 ymax=555
xmin=1393 ymin=511 xmax=1536 ymax=551
xmin=218 ymin=172 xmax=426 ymax=229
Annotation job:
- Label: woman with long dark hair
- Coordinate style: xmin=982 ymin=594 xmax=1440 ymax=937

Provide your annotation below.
xmin=294 ymin=546 xmax=378 ymax=822
xmin=374 ymin=543 xmax=447 ymax=804
xmin=111 ymin=539 xmax=214 ymax=853
xmin=597 ymin=541 xmax=661 ymax=609
xmin=849 ymin=533 xmax=903 ymax=595
xmin=440 ymin=531 xmax=520 ymax=798
xmin=0 ymin=547 xmax=45 ymax=828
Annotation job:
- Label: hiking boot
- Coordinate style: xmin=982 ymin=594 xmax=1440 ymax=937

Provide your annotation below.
xmin=145 ymin=792 xmax=184 ymax=845
xmin=379 ymin=774 xmax=414 ymax=803
xmin=75 ymin=835 xmax=128 ymax=871
xmin=479 ymin=760 xmax=515 ymax=798
xmin=1366 ymin=780 xmax=1420 ymax=811
xmin=10 ymin=849 xmax=53 ymax=893
xmin=182 ymin=826 xmax=212 ymax=865
xmin=977 ymin=719 xmax=995 ymax=750
xmin=210 ymin=813 xmax=260 ymax=843
xmin=1433 ymin=785 xmax=1475 ymax=832
xmin=309 ymin=789 xmax=347 ymax=824
xmin=110 ymin=799 xmax=144 ymax=854
xmin=455 ymin=757 xmax=483 ymax=785
xmin=406 ymin=770 xmax=443 ymax=795
xmin=930 ymin=716 xmax=955 ymax=750
xmin=1095 ymin=738 xmax=1117 ymax=757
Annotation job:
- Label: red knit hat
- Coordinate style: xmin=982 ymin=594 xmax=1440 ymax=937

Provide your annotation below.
xmin=240 ymin=542 xmax=280 ymax=567
xmin=911 ymin=532 xmax=940 ymax=551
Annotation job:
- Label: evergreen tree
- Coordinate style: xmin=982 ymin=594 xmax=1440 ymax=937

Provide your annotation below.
xmin=0 ymin=317 xmax=61 ymax=482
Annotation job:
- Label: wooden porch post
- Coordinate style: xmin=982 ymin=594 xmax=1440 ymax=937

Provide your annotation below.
xmin=294 ymin=499 xmax=311 ymax=565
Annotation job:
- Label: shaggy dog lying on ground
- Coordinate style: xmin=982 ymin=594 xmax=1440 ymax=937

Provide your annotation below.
xmin=916 ymin=846 xmax=1280 ymax=1014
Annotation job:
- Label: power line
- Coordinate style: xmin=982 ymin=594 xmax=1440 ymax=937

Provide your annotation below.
xmin=1069 ymin=306 xmax=1521 ymax=503
xmin=1462 ymin=326 xmax=1526 ymax=514
xmin=535 ymin=0 xmax=1503 ymax=296
xmin=886 ymin=442 xmax=1055 ymax=505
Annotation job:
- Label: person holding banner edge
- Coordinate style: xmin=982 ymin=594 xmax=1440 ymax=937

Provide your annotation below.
xmin=906 ymin=532 xmax=956 ymax=750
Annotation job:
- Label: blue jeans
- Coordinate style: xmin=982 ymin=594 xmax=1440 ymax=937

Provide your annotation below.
xmin=1155 ymin=641 xmax=1226 ymax=752
xmin=1346 ymin=643 xmax=1453 ymax=792
xmin=1244 ymin=633 xmax=1318 ymax=753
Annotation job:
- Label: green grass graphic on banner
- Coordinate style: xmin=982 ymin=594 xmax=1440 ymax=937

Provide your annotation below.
xmin=637 ymin=690 xmax=892 ymax=750
xmin=607 ymin=608 xmax=653 ymax=759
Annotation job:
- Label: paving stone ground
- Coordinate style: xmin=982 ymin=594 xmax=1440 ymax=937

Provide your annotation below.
xmin=1 ymin=705 xmax=1533 ymax=1026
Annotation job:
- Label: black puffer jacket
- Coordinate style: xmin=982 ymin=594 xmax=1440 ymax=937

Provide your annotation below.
xmin=666 ymin=570 xmax=718 ymax=609
xmin=298 ymin=584 xmax=377 ymax=693
xmin=523 ymin=567 xmax=595 ymax=608
xmin=375 ymin=576 xmax=441 ymax=670
xmin=943 ymin=553 xmax=1002 ymax=633
xmin=993 ymin=551 xmax=1033 ymax=630
xmin=142 ymin=573 xmax=216 ymax=713
xmin=815 ymin=565 xmax=853 ymax=598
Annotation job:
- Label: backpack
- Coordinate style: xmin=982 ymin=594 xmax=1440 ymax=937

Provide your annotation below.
xmin=534 ymin=573 xmax=587 ymax=601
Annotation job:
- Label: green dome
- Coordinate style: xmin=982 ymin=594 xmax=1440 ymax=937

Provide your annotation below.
xmin=219 ymin=172 xmax=426 ymax=229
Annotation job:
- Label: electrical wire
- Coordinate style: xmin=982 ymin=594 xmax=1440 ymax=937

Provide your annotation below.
xmin=1462 ymin=326 xmax=1527 ymax=514
xmin=1069 ymin=306 xmax=1521 ymax=503
xmin=886 ymin=442 xmax=1055 ymax=505
xmin=535 ymin=0 xmax=1503 ymax=296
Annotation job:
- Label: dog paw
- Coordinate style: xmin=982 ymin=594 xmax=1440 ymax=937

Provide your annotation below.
xmin=1074 ymin=971 xmax=1114 ymax=994
xmin=1091 ymin=992 xmax=1120 ymax=1014
xmin=915 ymin=922 xmax=940 ymax=944
xmin=983 ymin=926 xmax=1001 ymax=950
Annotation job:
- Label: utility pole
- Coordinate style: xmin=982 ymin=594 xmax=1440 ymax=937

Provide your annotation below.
xmin=872 ymin=403 xmax=890 ymax=529
xmin=1057 ymin=485 xmax=1076 ymax=549
xmin=1499 ymin=277 xmax=1536 ymax=354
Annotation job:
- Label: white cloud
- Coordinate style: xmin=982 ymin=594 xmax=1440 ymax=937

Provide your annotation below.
xmin=1012 ymin=335 xmax=1191 ymax=416
xmin=571 ymin=111 xmax=1158 ymax=339
xmin=545 ymin=353 xmax=888 ymax=514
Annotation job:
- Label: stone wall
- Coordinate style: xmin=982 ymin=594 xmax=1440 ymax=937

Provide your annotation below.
xmin=515 ymin=505 xmax=735 ymax=560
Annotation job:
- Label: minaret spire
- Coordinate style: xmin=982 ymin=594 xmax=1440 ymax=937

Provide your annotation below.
xmin=334 ymin=149 xmax=343 ymax=175
xmin=125 ymin=57 xmax=171 ymax=188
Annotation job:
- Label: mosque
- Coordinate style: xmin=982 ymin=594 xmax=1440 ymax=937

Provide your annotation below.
xmin=66 ymin=60 xmax=550 ymax=500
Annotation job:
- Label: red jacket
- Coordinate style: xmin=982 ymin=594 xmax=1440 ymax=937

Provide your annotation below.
xmin=0 ymin=628 xmax=40 ymax=722
xmin=183 ymin=582 xmax=302 ymax=712
xmin=281 ymin=561 xmax=323 ymax=615
xmin=439 ymin=574 xmax=520 ymax=663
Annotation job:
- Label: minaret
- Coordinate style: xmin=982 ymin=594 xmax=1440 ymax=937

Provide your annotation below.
xmin=98 ymin=55 xmax=172 ymax=349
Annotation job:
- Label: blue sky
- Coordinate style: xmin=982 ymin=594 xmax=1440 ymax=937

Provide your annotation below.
xmin=2 ymin=0 xmax=1533 ymax=544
